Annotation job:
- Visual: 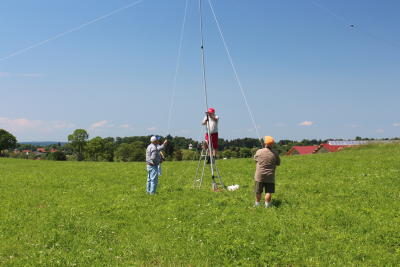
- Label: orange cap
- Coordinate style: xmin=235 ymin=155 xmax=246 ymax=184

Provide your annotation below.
xmin=264 ymin=136 xmax=275 ymax=145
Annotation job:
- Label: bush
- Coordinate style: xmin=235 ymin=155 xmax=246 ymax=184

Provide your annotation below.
xmin=66 ymin=154 xmax=78 ymax=161
xmin=174 ymin=149 xmax=183 ymax=161
xmin=46 ymin=151 xmax=67 ymax=161
xmin=182 ymin=149 xmax=199 ymax=161
xmin=8 ymin=153 xmax=19 ymax=158
xmin=221 ymin=150 xmax=232 ymax=159
xmin=0 ymin=151 xmax=10 ymax=157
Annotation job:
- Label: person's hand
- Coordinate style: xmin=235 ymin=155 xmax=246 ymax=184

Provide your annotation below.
xmin=163 ymin=140 xmax=168 ymax=145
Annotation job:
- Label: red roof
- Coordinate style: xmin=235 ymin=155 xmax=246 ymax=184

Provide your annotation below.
xmin=37 ymin=148 xmax=46 ymax=153
xmin=50 ymin=148 xmax=58 ymax=153
xmin=287 ymin=146 xmax=318 ymax=155
xmin=22 ymin=150 xmax=31 ymax=153
xmin=318 ymin=143 xmax=351 ymax=152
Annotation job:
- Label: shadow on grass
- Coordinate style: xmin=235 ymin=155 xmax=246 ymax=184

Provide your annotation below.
xmin=272 ymin=199 xmax=282 ymax=208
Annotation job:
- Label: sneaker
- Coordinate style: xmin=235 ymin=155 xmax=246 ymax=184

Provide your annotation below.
xmin=254 ymin=202 xmax=261 ymax=207
xmin=265 ymin=202 xmax=273 ymax=208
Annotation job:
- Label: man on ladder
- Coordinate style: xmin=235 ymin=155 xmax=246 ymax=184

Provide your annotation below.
xmin=202 ymin=107 xmax=219 ymax=163
xmin=194 ymin=107 xmax=224 ymax=190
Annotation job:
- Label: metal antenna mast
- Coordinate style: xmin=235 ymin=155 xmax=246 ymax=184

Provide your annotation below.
xmin=194 ymin=0 xmax=224 ymax=190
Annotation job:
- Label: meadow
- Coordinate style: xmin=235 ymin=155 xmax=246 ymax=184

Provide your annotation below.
xmin=0 ymin=144 xmax=399 ymax=266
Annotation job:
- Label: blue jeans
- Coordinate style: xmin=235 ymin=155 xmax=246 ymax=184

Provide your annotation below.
xmin=146 ymin=165 xmax=159 ymax=194
xmin=158 ymin=164 xmax=162 ymax=176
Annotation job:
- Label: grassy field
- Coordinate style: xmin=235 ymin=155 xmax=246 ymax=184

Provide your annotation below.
xmin=1 ymin=144 xmax=399 ymax=266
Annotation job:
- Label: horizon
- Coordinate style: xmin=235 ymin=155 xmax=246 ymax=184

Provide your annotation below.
xmin=18 ymin=135 xmax=399 ymax=145
xmin=1 ymin=0 xmax=399 ymax=142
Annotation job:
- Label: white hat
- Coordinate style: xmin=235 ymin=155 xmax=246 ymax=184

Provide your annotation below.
xmin=150 ymin=136 xmax=157 ymax=142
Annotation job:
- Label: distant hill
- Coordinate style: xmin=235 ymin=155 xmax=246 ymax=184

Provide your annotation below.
xmin=19 ymin=141 xmax=67 ymax=146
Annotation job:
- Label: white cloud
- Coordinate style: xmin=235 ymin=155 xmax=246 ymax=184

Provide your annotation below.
xmin=0 ymin=117 xmax=75 ymax=136
xmin=0 ymin=72 xmax=45 ymax=78
xmin=90 ymin=120 xmax=114 ymax=129
xmin=147 ymin=127 xmax=157 ymax=131
xmin=299 ymin=121 xmax=314 ymax=126
xmin=393 ymin=123 xmax=400 ymax=127
xmin=120 ymin=124 xmax=130 ymax=128
xmin=376 ymin=129 xmax=385 ymax=134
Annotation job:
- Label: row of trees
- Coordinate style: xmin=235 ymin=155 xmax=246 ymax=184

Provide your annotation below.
xmin=61 ymin=129 xmax=346 ymax=162
xmin=2 ymin=128 xmax=399 ymax=162
xmin=66 ymin=129 xmax=199 ymax=162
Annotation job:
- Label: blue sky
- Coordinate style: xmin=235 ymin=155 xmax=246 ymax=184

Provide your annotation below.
xmin=1 ymin=0 xmax=399 ymax=142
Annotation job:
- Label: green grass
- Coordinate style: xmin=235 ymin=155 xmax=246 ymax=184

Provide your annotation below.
xmin=1 ymin=144 xmax=399 ymax=266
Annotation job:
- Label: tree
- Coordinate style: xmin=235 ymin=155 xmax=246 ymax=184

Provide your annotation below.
xmin=239 ymin=147 xmax=252 ymax=158
xmin=68 ymin=129 xmax=89 ymax=161
xmin=114 ymin=142 xmax=145 ymax=162
xmin=114 ymin=143 xmax=134 ymax=162
xmin=164 ymin=135 xmax=175 ymax=159
xmin=0 ymin=129 xmax=17 ymax=154
xmin=84 ymin=137 xmax=114 ymax=162
xmin=130 ymin=141 xmax=146 ymax=162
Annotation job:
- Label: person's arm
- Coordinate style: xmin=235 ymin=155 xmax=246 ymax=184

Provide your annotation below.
xmin=157 ymin=140 xmax=168 ymax=151
xmin=202 ymin=116 xmax=208 ymax=125
xmin=254 ymin=150 xmax=259 ymax=162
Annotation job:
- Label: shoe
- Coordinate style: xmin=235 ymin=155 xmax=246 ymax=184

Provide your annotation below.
xmin=265 ymin=202 xmax=273 ymax=208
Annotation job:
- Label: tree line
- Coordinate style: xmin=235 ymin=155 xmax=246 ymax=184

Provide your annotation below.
xmin=0 ymin=128 xmax=399 ymax=162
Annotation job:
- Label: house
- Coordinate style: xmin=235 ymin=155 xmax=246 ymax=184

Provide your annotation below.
xmin=314 ymin=143 xmax=352 ymax=153
xmin=50 ymin=148 xmax=58 ymax=153
xmin=37 ymin=148 xmax=47 ymax=153
xmin=286 ymin=146 xmax=318 ymax=155
xmin=22 ymin=150 xmax=32 ymax=155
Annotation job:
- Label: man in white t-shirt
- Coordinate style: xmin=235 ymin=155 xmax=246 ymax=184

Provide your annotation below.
xmin=202 ymin=107 xmax=219 ymax=159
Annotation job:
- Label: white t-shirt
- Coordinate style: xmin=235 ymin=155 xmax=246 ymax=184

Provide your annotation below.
xmin=202 ymin=115 xmax=219 ymax=134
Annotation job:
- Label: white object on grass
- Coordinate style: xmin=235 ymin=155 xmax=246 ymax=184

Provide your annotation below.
xmin=227 ymin=184 xmax=240 ymax=191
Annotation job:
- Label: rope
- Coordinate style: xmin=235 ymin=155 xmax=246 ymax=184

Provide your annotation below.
xmin=0 ymin=0 xmax=147 ymax=62
xmin=166 ymin=0 xmax=189 ymax=135
xmin=164 ymin=0 xmax=190 ymax=181
xmin=207 ymin=0 xmax=263 ymax=147
xmin=309 ymin=0 xmax=400 ymax=49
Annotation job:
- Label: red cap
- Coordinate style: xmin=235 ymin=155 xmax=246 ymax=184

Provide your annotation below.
xmin=208 ymin=108 xmax=215 ymax=114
